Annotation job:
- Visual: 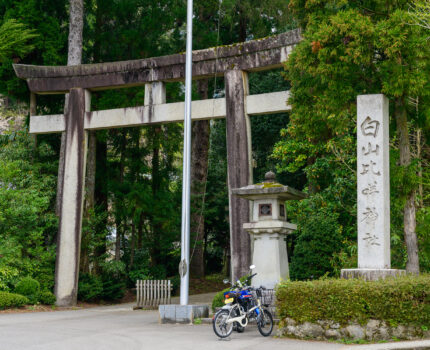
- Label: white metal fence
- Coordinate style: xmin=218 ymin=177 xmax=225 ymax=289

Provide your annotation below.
xmin=135 ymin=280 xmax=172 ymax=309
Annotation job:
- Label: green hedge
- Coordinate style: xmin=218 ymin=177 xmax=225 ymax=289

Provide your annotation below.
xmin=276 ymin=275 xmax=430 ymax=327
xmin=0 ymin=291 xmax=29 ymax=309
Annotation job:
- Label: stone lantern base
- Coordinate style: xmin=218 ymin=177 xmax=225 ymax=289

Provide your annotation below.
xmin=244 ymin=221 xmax=296 ymax=289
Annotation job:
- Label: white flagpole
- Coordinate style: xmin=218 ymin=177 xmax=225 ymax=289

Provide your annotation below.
xmin=180 ymin=0 xmax=193 ymax=306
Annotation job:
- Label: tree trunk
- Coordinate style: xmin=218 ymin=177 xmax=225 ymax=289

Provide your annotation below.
xmin=115 ymin=132 xmax=126 ymax=261
xmin=417 ymin=129 xmax=424 ymax=208
xmin=92 ymin=0 xmax=107 ymax=274
xmin=137 ymin=212 xmax=144 ymax=250
xmin=80 ymin=131 xmax=96 ymax=274
xmin=190 ymin=80 xmax=210 ymax=278
xmin=56 ymin=0 xmax=84 ymax=215
xmin=115 ymin=218 xmax=122 ymax=261
xmin=130 ymin=221 xmax=136 ymax=268
xmin=94 ymin=0 xmax=103 ymax=63
xmin=150 ymin=127 xmax=161 ymax=267
xmin=238 ymin=5 xmax=247 ymax=42
xmin=395 ymin=98 xmax=419 ymax=274
xmin=93 ymin=136 xmax=108 ymax=274
xmin=84 ymin=137 xmax=96 ymax=210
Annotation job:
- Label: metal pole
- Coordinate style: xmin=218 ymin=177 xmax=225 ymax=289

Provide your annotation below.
xmin=180 ymin=0 xmax=193 ymax=306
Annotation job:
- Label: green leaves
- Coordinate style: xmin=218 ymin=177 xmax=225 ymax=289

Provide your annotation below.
xmin=290 ymin=208 xmax=345 ymax=280
xmin=0 ymin=19 xmax=37 ymax=63
xmin=378 ymin=10 xmax=430 ymax=99
xmin=0 ymin=130 xmax=57 ymax=290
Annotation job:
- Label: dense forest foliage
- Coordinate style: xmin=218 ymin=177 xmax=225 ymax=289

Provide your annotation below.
xmin=0 ymin=0 xmax=429 ymax=301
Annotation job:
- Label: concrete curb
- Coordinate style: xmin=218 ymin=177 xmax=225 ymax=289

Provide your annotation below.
xmin=341 ymin=340 xmax=430 ymax=350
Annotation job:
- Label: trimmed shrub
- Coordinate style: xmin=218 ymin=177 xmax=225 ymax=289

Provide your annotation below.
xmin=0 ymin=291 xmax=29 ymax=309
xmin=14 ymin=277 xmax=40 ymax=304
xmin=38 ymin=290 xmax=56 ymax=305
xmin=276 ymin=274 xmax=430 ymax=327
xmin=78 ymin=273 xmax=103 ymax=302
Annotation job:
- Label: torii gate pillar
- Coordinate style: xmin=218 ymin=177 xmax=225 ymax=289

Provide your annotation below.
xmin=225 ymin=69 xmax=253 ymax=281
xmin=55 ymin=88 xmax=90 ymax=306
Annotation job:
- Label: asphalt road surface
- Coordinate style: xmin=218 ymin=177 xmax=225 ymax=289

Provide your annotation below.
xmin=0 ymin=303 xmax=345 ymax=350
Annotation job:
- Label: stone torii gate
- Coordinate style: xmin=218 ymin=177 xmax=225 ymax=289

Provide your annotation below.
xmin=13 ymin=29 xmax=301 ymax=306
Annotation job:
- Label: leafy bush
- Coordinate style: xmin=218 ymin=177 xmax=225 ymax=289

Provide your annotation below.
xmin=78 ymin=273 xmax=103 ymax=302
xmin=277 ymin=274 xmax=430 ymax=327
xmin=0 ymin=291 xmax=29 ymax=309
xmin=128 ymin=268 xmax=151 ymax=284
xmin=290 ymin=209 xmax=343 ymax=280
xmin=14 ymin=277 xmax=40 ymax=304
xmin=100 ymin=260 xmax=127 ymax=301
xmin=0 ymin=266 xmax=20 ymax=292
xmin=0 ymin=131 xmax=57 ymax=295
xmin=211 ymin=288 xmax=230 ymax=312
xmin=38 ymin=290 xmax=56 ymax=305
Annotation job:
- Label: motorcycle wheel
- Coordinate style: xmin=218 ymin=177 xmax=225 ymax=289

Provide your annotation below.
xmin=213 ymin=310 xmax=234 ymax=338
xmin=257 ymin=308 xmax=273 ymax=337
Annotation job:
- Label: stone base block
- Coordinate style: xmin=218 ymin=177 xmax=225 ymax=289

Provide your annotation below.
xmin=158 ymin=304 xmax=209 ymax=324
xmin=341 ymin=268 xmax=406 ymax=281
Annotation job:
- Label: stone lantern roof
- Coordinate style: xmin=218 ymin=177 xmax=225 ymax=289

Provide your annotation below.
xmin=232 ymin=171 xmax=307 ymax=201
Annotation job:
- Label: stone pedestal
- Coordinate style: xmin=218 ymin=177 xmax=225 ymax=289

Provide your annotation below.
xmin=244 ymin=221 xmax=296 ymax=288
xmin=158 ymin=304 xmax=209 ymax=324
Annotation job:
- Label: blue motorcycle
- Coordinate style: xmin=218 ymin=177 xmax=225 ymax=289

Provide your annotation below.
xmin=212 ymin=265 xmax=274 ymax=338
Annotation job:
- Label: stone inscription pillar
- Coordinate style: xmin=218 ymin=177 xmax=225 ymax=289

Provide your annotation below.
xmin=357 ymin=94 xmax=390 ymax=269
xmin=341 ymin=94 xmax=404 ymax=280
xmin=225 ymin=69 xmax=253 ymax=281
xmin=55 ymin=88 xmax=89 ymax=306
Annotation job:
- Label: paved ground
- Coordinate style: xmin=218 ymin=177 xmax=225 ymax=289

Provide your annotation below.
xmin=0 ymin=296 xmax=428 ymax=350
xmin=0 ymin=302 xmax=344 ymax=350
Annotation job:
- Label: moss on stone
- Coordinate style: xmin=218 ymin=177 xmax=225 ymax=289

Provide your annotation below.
xmin=255 ymin=182 xmax=284 ymax=188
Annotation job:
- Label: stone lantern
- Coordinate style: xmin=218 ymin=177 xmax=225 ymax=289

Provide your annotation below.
xmin=232 ymin=171 xmax=306 ymax=289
